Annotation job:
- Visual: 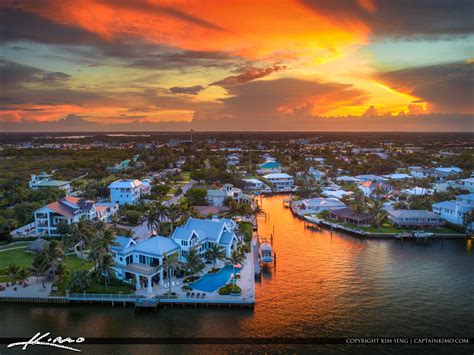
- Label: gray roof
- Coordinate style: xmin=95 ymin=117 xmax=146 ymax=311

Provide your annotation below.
xmin=133 ymin=236 xmax=180 ymax=256
xmin=388 ymin=210 xmax=441 ymax=219
xmin=219 ymin=231 xmax=235 ymax=246
xmin=26 ymin=238 xmax=49 ymax=253
xmin=207 ymin=189 xmax=227 ymax=197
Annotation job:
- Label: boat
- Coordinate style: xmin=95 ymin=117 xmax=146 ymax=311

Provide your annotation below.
xmin=304 ymin=215 xmax=323 ymax=225
xmin=413 ymin=231 xmax=433 ymax=239
xmin=259 ymin=239 xmax=275 ymax=266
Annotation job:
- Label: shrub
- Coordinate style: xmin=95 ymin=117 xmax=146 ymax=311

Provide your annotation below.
xmin=67 ymin=270 xmax=91 ymax=293
xmin=218 ymin=283 xmax=241 ymax=295
xmin=183 ymin=275 xmax=199 ymax=283
xmin=208 ymin=268 xmax=221 ymax=274
xmin=182 ymin=285 xmax=192 ymax=291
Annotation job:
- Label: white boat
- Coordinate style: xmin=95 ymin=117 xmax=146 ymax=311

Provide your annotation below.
xmin=259 ymin=240 xmax=274 ymax=265
xmin=413 ymin=231 xmax=433 ymax=239
xmin=304 ymin=215 xmax=323 ymax=225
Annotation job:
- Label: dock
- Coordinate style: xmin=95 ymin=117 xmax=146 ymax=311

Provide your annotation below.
xmin=252 ymin=237 xmax=261 ymax=279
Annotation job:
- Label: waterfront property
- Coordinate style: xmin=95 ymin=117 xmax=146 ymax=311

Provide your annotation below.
xmin=432 ymin=193 xmax=474 ymax=229
xmin=328 ymin=207 xmax=372 ymax=226
xmin=109 ymin=179 xmax=151 ymax=205
xmin=263 ymin=173 xmax=295 ymax=192
xmin=111 ymin=217 xmax=240 ymax=293
xmin=34 ymin=196 xmax=97 ymax=236
xmin=29 ymin=172 xmax=71 ymax=193
xmin=387 ymin=210 xmax=445 ymax=228
xmin=292 ymin=198 xmax=346 ymax=216
xmin=242 ymin=178 xmax=271 ymax=193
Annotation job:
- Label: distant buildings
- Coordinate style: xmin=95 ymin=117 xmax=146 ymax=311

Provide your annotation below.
xmin=358 ymin=181 xmax=393 ymax=197
xmin=242 ymin=178 xmax=271 ymax=193
xmin=29 ymin=172 xmax=71 ymax=193
xmin=108 ymin=179 xmax=151 ymax=205
xmin=458 ymin=178 xmax=474 ymax=193
xmin=328 ymin=207 xmax=372 ymax=226
xmin=387 ymin=210 xmax=444 ymax=228
xmin=433 ymin=167 xmax=463 ymax=181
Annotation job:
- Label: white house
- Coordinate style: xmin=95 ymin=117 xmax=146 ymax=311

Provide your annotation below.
xmin=34 ymin=196 xmax=97 ymax=236
xmin=263 ymin=173 xmax=295 ymax=192
xmin=29 ymin=172 xmax=71 ymax=193
xmin=432 ymin=193 xmax=474 ymax=229
xmin=94 ymin=202 xmax=119 ymax=222
xmin=308 ymin=167 xmax=325 ymax=181
xmin=400 ymin=187 xmax=434 ymax=196
xmin=242 ymin=178 xmax=271 ymax=193
xmin=358 ymin=181 xmax=393 ymax=197
xmin=458 ymin=178 xmax=474 ymax=193
xmin=206 ymin=184 xmax=251 ymax=207
xmin=384 ymin=173 xmax=413 ymax=180
xmin=109 ymin=179 xmax=150 ymax=205
xmin=110 ymin=217 xmax=239 ymax=293
xmin=408 ymin=166 xmax=431 ymax=179
xmin=291 ymin=198 xmax=346 ymax=216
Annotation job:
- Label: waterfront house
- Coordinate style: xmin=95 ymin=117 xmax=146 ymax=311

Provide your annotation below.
xmin=328 ymin=207 xmax=372 ymax=226
xmin=432 ymin=193 xmax=474 ymax=229
xmin=387 ymin=210 xmax=444 ymax=228
xmin=242 ymin=178 xmax=271 ymax=193
xmin=34 ymin=196 xmax=97 ymax=236
xmin=206 ymin=184 xmax=251 ymax=207
xmin=257 ymin=160 xmax=282 ymax=174
xmin=29 ymin=172 xmax=71 ymax=193
xmin=292 ymin=198 xmax=346 ymax=216
xmin=109 ymin=179 xmax=151 ymax=205
xmin=111 ymin=216 xmax=239 ymax=293
xmin=263 ymin=173 xmax=295 ymax=192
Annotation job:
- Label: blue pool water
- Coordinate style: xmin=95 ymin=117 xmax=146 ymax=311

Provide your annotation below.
xmin=189 ymin=265 xmax=240 ymax=292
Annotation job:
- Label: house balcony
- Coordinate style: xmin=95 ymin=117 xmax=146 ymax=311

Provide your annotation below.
xmin=123 ymin=263 xmax=162 ymax=277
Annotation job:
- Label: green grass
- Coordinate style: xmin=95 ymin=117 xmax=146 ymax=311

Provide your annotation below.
xmin=86 ymin=280 xmax=133 ymax=294
xmin=62 ymin=256 xmax=94 ymax=272
xmin=0 ymin=248 xmax=34 ymax=271
xmin=179 ymin=171 xmax=191 ymax=181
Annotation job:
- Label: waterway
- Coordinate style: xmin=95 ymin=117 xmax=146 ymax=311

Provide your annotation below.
xmin=1 ymin=195 xmax=473 ymax=354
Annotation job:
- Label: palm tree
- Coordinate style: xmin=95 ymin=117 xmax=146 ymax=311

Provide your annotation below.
xmin=43 ymin=240 xmax=64 ymax=282
xmin=369 ymin=199 xmax=386 ymax=228
xmin=94 ymin=227 xmax=117 ymax=256
xmin=206 ymin=244 xmax=225 ymax=269
xmin=32 ymin=253 xmax=49 ymax=287
xmin=95 ymin=254 xmax=115 ymax=292
xmin=146 ymin=204 xmax=159 ymax=236
xmin=168 ymin=204 xmax=181 ymax=233
xmin=17 ymin=267 xmax=31 ymax=285
xmin=6 ymin=264 xmax=20 ymax=282
xmin=185 ymin=247 xmax=205 ymax=275
xmin=66 ymin=218 xmax=95 ymax=259
xmin=55 ymin=263 xmax=69 ymax=287
xmin=227 ymin=250 xmax=244 ymax=290
xmin=162 ymin=253 xmax=181 ymax=295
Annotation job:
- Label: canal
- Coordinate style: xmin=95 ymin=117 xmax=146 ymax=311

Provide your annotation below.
xmin=1 ymin=195 xmax=473 ymax=354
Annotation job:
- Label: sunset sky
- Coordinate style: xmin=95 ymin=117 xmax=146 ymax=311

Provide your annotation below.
xmin=1 ymin=0 xmax=473 ymax=131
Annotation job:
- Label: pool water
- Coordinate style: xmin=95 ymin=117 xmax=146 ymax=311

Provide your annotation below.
xmin=189 ymin=264 xmax=241 ymax=292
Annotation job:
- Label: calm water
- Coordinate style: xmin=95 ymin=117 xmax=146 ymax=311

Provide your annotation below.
xmin=1 ymin=195 xmax=473 ymax=354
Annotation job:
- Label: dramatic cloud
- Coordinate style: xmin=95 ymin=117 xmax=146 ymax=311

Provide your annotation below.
xmin=195 ymin=78 xmax=368 ymax=123
xmin=211 ymin=65 xmax=286 ymax=86
xmin=377 ymin=62 xmax=474 ymax=113
xmin=0 ymin=59 xmax=71 ymax=87
xmin=303 ymin=0 xmax=474 ymax=38
xmin=169 ymin=85 xmax=205 ymax=95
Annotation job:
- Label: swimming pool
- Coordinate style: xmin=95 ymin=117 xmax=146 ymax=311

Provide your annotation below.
xmin=189 ymin=265 xmax=241 ymax=292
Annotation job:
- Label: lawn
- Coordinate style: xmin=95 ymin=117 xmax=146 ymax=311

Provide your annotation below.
xmin=62 ymin=255 xmax=94 ymax=272
xmin=0 ymin=248 xmax=34 ymax=271
xmin=179 ymin=171 xmax=191 ymax=181
xmin=322 ymin=218 xmax=464 ymax=235
xmin=0 ymin=248 xmax=34 ymax=282
xmin=86 ymin=280 xmax=133 ymax=294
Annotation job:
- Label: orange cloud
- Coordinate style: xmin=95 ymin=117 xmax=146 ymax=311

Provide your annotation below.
xmin=11 ymin=0 xmax=369 ymax=60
